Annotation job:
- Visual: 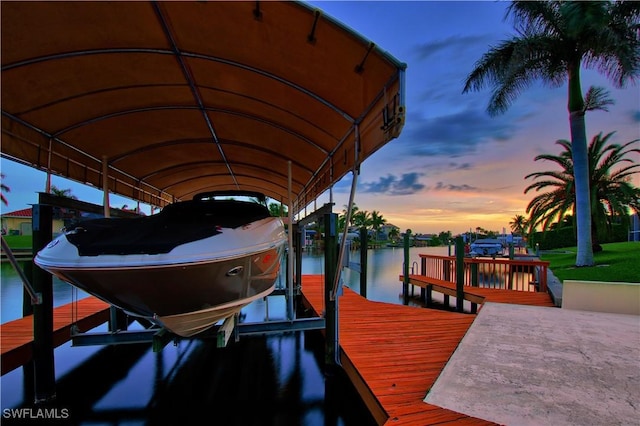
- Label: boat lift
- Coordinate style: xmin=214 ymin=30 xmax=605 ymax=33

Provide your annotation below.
xmin=22 ymin=168 xmax=369 ymax=404
xmin=26 ymin=192 xmax=333 ymax=347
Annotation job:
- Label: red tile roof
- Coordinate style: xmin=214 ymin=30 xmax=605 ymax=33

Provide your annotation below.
xmin=1 ymin=208 xmax=31 ymax=218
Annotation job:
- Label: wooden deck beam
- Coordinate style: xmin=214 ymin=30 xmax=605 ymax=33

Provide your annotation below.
xmin=1 ymin=297 xmax=111 ymax=375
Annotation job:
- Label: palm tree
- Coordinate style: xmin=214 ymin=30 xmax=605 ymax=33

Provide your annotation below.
xmin=388 ymin=226 xmax=400 ymax=242
xmin=50 ymin=185 xmax=77 ymax=199
xmin=1 ymin=174 xmax=9 ymax=206
xmin=509 ymin=214 xmax=528 ymax=235
xmin=463 ymin=1 xmax=640 ymax=266
xmin=268 ymin=202 xmax=287 ymax=217
xmin=352 ymin=210 xmax=371 ymax=229
xmin=338 ymin=203 xmax=358 ymax=233
xmin=438 ymin=230 xmax=452 ymax=244
xmin=524 ymin=131 xmax=640 ymax=244
xmin=369 ymin=210 xmax=387 ymax=241
xmin=337 ymin=214 xmax=347 ymax=234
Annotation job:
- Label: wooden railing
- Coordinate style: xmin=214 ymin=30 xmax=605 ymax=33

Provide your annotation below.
xmin=419 ymin=254 xmax=549 ymax=293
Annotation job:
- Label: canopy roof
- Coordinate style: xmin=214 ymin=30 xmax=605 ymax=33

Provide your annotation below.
xmin=1 ymin=1 xmax=405 ymax=214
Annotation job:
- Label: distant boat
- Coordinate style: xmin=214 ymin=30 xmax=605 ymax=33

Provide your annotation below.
xmin=34 ymin=191 xmax=287 ymax=337
xmin=469 ymin=238 xmax=504 ymax=257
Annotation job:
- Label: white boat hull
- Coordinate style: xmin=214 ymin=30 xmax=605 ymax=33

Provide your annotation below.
xmin=35 ymin=210 xmax=287 ymax=337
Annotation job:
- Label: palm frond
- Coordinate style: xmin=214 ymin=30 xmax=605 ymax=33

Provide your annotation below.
xmin=583 ymin=86 xmax=615 ymax=112
xmin=526 ymin=130 xmax=640 ymax=234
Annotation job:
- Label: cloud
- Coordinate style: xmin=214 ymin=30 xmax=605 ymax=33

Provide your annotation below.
xmin=631 ymin=110 xmax=640 ymax=123
xmin=450 ymin=162 xmax=472 ymax=170
xmin=400 ymin=108 xmax=518 ymax=158
xmin=414 ymin=34 xmax=490 ymax=61
xmin=431 ymin=181 xmax=479 ymax=192
xmin=411 ymin=33 xmax=506 ymax=106
xmin=360 ymin=173 xmax=425 ymax=195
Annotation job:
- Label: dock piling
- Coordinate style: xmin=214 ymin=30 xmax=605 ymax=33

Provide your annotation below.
xmin=32 ymin=202 xmax=56 ymax=404
xmin=323 ymin=213 xmax=339 ymax=369
xmin=359 ymin=227 xmax=367 ymax=298
xmin=455 ymin=237 xmax=464 ymax=312
xmin=402 ymin=230 xmax=411 ymax=305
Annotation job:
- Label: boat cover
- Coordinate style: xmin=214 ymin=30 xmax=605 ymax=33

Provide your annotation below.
xmin=1 ymin=2 xmax=406 ymax=215
xmin=65 ymin=200 xmax=271 ymax=256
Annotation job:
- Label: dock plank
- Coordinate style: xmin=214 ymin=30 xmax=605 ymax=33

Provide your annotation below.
xmin=1 ymin=297 xmax=110 ymax=375
xmin=300 ymin=274 xmax=499 ymax=426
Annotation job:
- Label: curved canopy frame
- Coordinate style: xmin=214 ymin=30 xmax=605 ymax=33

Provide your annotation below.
xmin=1 ymin=1 xmax=405 ymax=214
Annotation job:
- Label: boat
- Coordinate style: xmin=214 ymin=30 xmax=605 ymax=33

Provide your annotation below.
xmin=34 ymin=191 xmax=287 ymax=337
xmin=469 ymin=238 xmax=504 ymax=257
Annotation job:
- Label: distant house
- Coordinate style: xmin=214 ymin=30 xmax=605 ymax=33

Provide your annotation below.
xmin=1 ymin=208 xmax=65 ymax=236
xmin=1 ymin=208 xmax=33 ymax=236
xmin=378 ymin=224 xmax=400 ymax=241
xmin=414 ymin=234 xmax=435 ymax=247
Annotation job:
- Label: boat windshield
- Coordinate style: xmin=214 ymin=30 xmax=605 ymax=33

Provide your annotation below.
xmin=192 ymin=191 xmax=267 ymax=206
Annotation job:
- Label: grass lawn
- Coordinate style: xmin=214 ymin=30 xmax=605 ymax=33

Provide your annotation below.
xmin=541 ymin=241 xmax=640 ymax=283
xmin=2 ymin=235 xmax=33 ymax=250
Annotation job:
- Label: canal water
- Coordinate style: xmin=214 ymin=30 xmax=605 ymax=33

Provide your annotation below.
xmin=1 ymin=246 xmax=448 ymax=425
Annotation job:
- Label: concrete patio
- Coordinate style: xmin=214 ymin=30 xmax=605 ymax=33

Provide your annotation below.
xmin=425 ymin=302 xmax=640 ymax=426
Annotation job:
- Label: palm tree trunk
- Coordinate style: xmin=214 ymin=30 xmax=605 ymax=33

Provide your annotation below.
xmin=567 ymin=63 xmax=594 ymax=267
xmin=569 ymin=110 xmax=595 ymax=266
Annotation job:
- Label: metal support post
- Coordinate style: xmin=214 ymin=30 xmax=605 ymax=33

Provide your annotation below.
xmin=294 ymin=223 xmax=302 ymax=295
xmin=324 ymin=213 xmax=339 ymax=369
xmin=287 ymin=161 xmax=294 ymax=321
xmin=32 ymin=202 xmax=56 ymax=404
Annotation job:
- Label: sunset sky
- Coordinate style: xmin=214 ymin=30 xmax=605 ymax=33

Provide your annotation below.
xmin=1 ymin=1 xmax=638 ymax=235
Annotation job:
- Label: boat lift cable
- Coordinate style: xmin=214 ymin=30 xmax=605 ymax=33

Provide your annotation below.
xmin=1 ymin=235 xmax=41 ymax=305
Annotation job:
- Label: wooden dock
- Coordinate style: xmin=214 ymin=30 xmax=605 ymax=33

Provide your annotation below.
xmin=2 ymin=273 xmax=555 ymax=425
xmin=300 ymin=274 xmax=555 ymax=426
xmin=403 ymin=275 xmax=557 ymax=307
xmin=1 ymin=297 xmax=111 ymax=375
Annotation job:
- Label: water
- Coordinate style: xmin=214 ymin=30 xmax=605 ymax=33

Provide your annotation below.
xmin=0 ymin=246 xmax=448 ymax=425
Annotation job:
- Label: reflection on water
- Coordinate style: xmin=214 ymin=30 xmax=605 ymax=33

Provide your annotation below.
xmin=0 ymin=246 xmax=448 ymax=424
xmin=0 ymin=263 xmax=90 ymax=324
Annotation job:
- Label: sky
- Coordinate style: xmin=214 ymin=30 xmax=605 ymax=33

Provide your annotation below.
xmin=1 ymin=1 xmax=639 ymax=235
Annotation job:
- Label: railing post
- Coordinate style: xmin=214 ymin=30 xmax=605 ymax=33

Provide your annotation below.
xmin=471 ymin=262 xmax=479 ymax=287
xmin=455 ymin=236 xmax=464 ymax=312
xmin=402 ymin=230 xmax=411 ymax=305
xmin=443 ymin=258 xmax=451 ymax=281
